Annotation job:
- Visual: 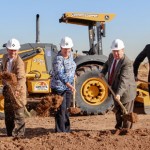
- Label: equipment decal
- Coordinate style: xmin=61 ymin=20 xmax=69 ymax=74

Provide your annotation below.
xmin=34 ymin=81 xmax=48 ymax=91
xmin=33 ymin=58 xmax=44 ymax=65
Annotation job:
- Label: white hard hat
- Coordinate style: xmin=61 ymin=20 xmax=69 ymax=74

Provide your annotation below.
xmin=6 ymin=38 xmax=21 ymax=50
xmin=60 ymin=36 xmax=73 ymax=48
xmin=111 ymin=39 xmax=125 ymax=51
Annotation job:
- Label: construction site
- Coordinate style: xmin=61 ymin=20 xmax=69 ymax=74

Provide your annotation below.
xmin=0 ymin=11 xmax=150 ymax=150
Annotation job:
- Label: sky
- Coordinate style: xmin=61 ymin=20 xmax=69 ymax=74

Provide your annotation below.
xmin=0 ymin=0 xmax=150 ymax=61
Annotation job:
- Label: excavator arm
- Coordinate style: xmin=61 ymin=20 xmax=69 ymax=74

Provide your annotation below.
xmin=59 ymin=12 xmax=115 ymax=26
xmin=59 ymin=12 xmax=115 ymax=55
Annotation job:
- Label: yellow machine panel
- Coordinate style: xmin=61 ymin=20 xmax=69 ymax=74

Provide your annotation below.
xmin=135 ymin=82 xmax=150 ymax=114
xmin=60 ymin=12 xmax=116 ymax=26
xmin=27 ymin=80 xmax=50 ymax=93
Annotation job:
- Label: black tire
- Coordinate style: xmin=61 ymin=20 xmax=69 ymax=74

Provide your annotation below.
xmin=76 ymin=64 xmax=114 ymax=115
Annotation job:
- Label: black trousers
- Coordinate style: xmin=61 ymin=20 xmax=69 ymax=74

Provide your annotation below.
xmin=114 ymin=100 xmax=134 ymax=129
xmin=4 ymin=100 xmax=25 ymax=137
xmin=52 ymin=89 xmax=72 ymax=132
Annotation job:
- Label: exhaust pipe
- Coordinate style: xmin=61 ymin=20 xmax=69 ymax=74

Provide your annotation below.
xmin=36 ymin=14 xmax=40 ymax=43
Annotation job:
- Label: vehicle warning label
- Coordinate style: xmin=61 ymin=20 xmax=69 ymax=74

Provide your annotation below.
xmin=34 ymin=81 xmax=48 ymax=91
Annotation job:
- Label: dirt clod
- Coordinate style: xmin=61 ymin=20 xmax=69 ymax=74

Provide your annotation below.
xmin=36 ymin=94 xmax=63 ymax=116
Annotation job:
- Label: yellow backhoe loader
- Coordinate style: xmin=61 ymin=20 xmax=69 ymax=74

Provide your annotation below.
xmin=0 ymin=13 xmax=149 ymax=118
xmin=59 ymin=12 xmax=150 ymax=114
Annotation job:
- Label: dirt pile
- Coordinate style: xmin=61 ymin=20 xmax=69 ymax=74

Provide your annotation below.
xmin=0 ymin=113 xmax=150 ymax=150
xmin=1 ymin=128 xmax=150 ymax=150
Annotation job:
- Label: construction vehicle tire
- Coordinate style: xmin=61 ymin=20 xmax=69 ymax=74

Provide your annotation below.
xmin=76 ymin=64 xmax=114 ymax=115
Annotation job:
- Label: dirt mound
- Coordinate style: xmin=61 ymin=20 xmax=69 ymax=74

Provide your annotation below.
xmin=0 ymin=127 xmax=150 ymax=150
xmin=0 ymin=113 xmax=150 ymax=150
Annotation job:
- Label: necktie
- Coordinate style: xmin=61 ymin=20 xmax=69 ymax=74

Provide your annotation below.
xmin=109 ymin=59 xmax=117 ymax=85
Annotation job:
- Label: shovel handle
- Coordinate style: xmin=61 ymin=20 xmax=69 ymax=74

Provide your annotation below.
xmin=102 ymin=77 xmax=128 ymax=114
xmin=137 ymin=79 xmax=150 ymax=85
xmin=73 ymin=77 xmax=76 ymax=108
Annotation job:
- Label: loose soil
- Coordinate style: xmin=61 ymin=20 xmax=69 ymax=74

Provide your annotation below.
xmin=0 ymin=111 xmax=150 ymax=150
xmin=0 ymin=63 xmax=149 ymax=150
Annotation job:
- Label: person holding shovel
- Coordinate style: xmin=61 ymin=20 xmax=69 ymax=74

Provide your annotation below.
xmin=99 ymin=39 xmax=137 ymax=130
xmin=50 ymin=36 xmax=76 ymax=132
xmin=133 ymin=44 xmax=150 ymax=95
xmin=0 ymin=38 xmax=27 ymax=137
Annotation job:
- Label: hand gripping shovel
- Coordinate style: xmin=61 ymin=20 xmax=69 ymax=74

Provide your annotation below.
xmin=68 ymin=77 xmax=81 ymax=115
xmin=102 ymin=77 xmax=138 ymax=123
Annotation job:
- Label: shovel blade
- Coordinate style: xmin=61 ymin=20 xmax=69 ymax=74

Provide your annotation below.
xmin=123 ymin=112 xmax=139 ymax=123
xmin=30 ymin=109 xmax=37 ymax=117
xmin=69 ymin=107 xmax=81 ymax=115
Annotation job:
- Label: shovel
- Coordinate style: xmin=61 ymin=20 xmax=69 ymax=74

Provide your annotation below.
xmin=102 ymin=77 xmax=138 ymax=123
xmin=68 ymin=77 xmax=81 ymax=115
xmin=137 ymin=78 xmax=150 ymax=85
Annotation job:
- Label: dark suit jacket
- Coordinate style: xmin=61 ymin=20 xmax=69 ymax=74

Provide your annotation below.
xmin=101 ymin=53 xmax=137 ymax=104
xmin=133 ymin=44 xmax=150 ymax=93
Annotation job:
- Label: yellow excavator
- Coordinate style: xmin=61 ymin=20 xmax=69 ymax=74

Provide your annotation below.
xmin=0 ymin=12 xmax=149 ymax=118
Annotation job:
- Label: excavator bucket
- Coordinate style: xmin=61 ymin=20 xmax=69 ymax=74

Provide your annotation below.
xmin=59 ymin=12 xmax=116 ymax=26
xmin=135 ymin=82 xmax=150 ymax=114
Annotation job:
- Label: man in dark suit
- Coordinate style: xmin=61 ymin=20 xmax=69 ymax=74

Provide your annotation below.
xmin=133 ymin=45 xmax=150 ymax=95
xmin=100 ymin=39 xmax=137 ymax=130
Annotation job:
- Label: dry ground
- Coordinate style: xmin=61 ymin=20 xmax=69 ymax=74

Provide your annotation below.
xmin=0 ymin=62 xmax=149 ymax=150
xmin=0 ymin=110 xmax=150 ymax=150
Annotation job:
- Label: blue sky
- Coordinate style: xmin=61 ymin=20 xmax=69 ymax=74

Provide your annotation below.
xmin=0 ymin=0 xmax=150 ymax=60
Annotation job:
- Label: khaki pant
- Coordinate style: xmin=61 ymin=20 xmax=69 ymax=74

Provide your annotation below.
xmin=4 ymin=99 xmax=25 ymax=137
